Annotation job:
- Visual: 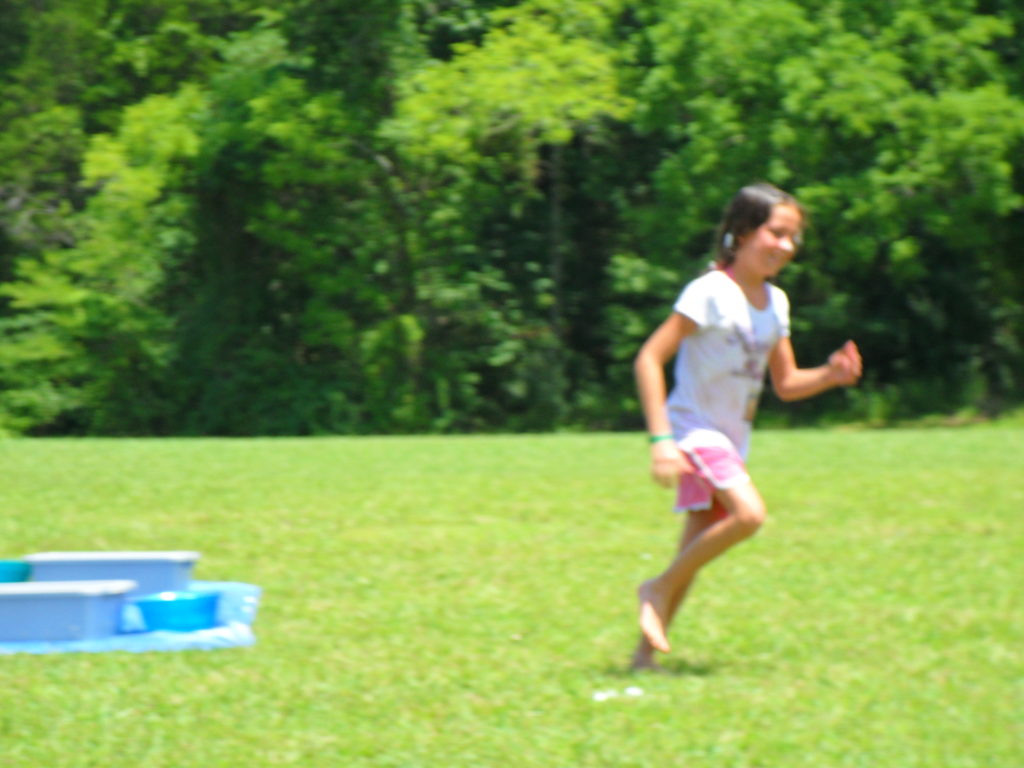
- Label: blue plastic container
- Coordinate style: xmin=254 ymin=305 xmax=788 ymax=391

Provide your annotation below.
xmin=24 ymin=551 xmax=199 ymax=595
xmin=0 ymin=560 xmax=31 ymax=583
xmin=132 ymin=590 xmax=220 ymax=632
xmin=0 ymin=580 xmax=136 ymax=641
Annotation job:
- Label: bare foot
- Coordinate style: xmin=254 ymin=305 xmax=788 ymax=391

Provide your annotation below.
xmin=637 ymin=579 xmax=671 ymax=653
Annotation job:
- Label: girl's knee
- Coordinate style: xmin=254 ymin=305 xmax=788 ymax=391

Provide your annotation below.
xmin=732 ymin=499 xmax=766 ymax=536
xmin=717 ymin=483 xmax=767 ymax=536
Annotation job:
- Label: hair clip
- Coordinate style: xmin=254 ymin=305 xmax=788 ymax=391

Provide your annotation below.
xmin=723 ymin=232 xmax=734 ymax=249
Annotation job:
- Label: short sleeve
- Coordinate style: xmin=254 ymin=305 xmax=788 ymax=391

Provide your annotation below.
xmin=673 ymin=272 xmax=720 ymax=327
xmin=770 ymin=285 xmax=791 ymax=338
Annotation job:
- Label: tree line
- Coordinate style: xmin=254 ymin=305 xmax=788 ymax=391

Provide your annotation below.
xmin=1 ymin=0 xmax=1022 ymax=436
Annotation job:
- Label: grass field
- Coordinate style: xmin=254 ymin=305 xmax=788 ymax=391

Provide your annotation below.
xmin=0 ymin=426 xmax=1021 ymax=767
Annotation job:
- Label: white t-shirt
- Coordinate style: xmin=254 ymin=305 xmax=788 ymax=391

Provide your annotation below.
xmin=667 ymin=270 xmax=791 ymax=458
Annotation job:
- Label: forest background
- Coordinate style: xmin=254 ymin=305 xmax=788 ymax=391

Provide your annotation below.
xmin=0 ymin=0 xmax=1021 ymax=437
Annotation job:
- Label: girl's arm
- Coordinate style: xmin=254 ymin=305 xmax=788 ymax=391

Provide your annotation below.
xmin=768 ymin=338 xmax=862 ymax=402
xmin=634 ymin=312 xmax=699 ymax=487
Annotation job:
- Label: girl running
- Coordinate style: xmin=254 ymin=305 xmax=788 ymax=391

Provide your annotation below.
xmin=632 ymin=182 xmax=862 ymax=670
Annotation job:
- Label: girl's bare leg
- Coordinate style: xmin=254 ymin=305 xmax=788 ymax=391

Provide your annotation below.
xmin=631 ymin=505 xmax=723 ymax=670
xmin=636 ymin=482 xmax=767 ymax=657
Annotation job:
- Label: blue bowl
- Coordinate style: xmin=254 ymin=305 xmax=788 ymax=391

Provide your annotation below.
xmin=132 ymin=590 xmax=220 ymax=632
xmin=0 ymin=560 xmax=31 ymax=582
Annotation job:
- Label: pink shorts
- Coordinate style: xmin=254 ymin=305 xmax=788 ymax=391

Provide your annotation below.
xmin=674 ymin=444 xmax=750 ymax=513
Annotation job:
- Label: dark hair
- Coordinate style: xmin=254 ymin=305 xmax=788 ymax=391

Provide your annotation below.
xmin=713 ymin=182 xmax=804 ymax=268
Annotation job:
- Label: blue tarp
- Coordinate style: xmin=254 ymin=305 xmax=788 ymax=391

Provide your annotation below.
xmin=0 ymin=581 xmax=261 ymax=655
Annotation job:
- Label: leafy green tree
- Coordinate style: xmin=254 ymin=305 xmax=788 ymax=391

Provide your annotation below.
xmin=616 ymin=0 xmax=1024 ymax=422
xmin=168 ymin=25 xmax=415 ymax=434
xmin=0 ymin=0 xmax=271 ymax=433
xmin=1 ymin=0 xmax=1021 ymax=435
xmin=0 ymin=86 xmax=203 ymax=433
xmin=381 ymin=0 xmax=634 ymax=428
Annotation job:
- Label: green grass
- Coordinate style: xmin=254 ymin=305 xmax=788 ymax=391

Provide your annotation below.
xmin=1 ymin=427 xmax=1021 ymax=767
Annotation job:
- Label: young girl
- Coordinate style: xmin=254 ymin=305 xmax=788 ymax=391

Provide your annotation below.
xmin=632 ymin=182 xmax=862 ymax=671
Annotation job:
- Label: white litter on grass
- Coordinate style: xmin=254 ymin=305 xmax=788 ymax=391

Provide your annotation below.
xmin=592 ymin=687 xmax=644 ymax=702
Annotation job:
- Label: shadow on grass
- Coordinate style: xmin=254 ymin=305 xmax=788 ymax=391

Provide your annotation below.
xmin=604 ymin=657 xmax=719 ymax=678
xmin=658 ymin=657 xmax=718 ymax=677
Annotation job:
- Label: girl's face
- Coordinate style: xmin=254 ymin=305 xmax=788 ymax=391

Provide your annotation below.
xmin=735 ymin=203 xmax=803 ymax=279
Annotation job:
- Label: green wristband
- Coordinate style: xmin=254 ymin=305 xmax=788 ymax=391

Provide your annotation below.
xmin=648 ymin=434 xmax=675 ymax=444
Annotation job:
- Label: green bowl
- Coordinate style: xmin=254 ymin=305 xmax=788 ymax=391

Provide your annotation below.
xmin=0 ymin=560 xmax=31 ymax=582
